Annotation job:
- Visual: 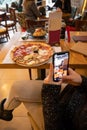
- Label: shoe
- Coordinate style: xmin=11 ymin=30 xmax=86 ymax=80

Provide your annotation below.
xmin=0 ymin=98 xmax=13 ymax=121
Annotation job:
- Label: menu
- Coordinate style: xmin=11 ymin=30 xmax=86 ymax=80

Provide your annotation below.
xmin=70 ymin=42 xmax=87 ymax=56
xmin=72 ymin=35 xmax=87 ymax=42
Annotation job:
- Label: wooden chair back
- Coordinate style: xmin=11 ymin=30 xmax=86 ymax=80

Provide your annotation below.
xmin=0 ymin=12 xmax=10 ymax=42
xmin=26 ymin=19 xmax=38 ymax=32
xmin=26 ymin=19 xmax=46 ymax=32
xmin=5 ymin=7 xmax=17 ymax=33
xmin=6 ymin=3 xmax=9 ymax=13
xmin=75 ymin=20 xmax=87 ymax=31
xmin=9 ymin=7 xmax=17 ymax=24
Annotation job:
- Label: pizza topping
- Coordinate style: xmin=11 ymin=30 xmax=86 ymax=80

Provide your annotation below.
xmin=23 ymin=54 xmax=33 ymax=61
xmin=34 ymin=50 xmax=38 ymax=53
xmin=11 ymin=42 xmax=53 ymax=67
xmin=38 ymin=49 xmax=48 ymax=56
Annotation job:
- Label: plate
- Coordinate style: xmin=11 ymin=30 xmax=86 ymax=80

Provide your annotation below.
xmin=10 ymin=42 xmax=54 ymax=67
xmin=32 ymin=28 xmax=46 ymax=38
xmin=32 ymin=35 xmax=46 ymax=39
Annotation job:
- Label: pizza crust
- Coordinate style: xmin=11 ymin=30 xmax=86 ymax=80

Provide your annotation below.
xmin=11 ymin=42 xmax=53 ymax=67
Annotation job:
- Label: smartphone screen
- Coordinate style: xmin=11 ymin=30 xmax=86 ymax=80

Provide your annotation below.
xmin=53 ymin=51 xmax=69 ymax=82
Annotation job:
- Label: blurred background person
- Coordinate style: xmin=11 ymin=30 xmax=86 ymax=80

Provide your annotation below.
xmin=53 ymin=0 xmax=71 ymax=13
xmin=22 ymin=0 xmax=41 ymax=20
xmin=16 ymin=0 xmax=42 ymax=30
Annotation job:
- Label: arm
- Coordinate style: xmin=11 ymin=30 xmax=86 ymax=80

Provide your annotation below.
xmin=44 ymin=64 xmax=87 ymax=89
xmin=62 ymin=68 xmax=87 ymax=91
xmin=31 ymin=2 xmax=40 ymax=18
xmin=62 ymin=68 xmax=82 ymax=86
xmin=80 ymin=75 xmax=87 ymax=91
xmin=41 ymin=83 xmax=61 ymax=130
xmin=41 ymin=64 xmax=62 ymax=129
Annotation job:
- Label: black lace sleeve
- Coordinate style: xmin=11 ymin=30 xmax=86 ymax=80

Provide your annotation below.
xmin=41 ymin=83 xmax=61 ymax=130
xmin=81 ymin=75 xmax=87 ymax=92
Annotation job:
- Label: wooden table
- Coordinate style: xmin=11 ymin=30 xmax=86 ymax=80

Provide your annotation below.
xmin=0 ymin=31 xmax=87 ymax=79
xmin=63 ymin=31 xmax=87 ymax=69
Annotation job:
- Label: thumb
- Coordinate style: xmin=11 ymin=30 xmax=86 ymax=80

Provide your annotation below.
xmin=44 ymin=63 xmax=53 ymax=83
xmin=48 ymin=63 xmax=53 ymax=79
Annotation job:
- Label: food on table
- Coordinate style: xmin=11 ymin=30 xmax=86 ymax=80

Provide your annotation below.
xmin=11 ymin=42 xmax=53 ymax=67
xmin=33 ymin=28 xmax=46 ymax=37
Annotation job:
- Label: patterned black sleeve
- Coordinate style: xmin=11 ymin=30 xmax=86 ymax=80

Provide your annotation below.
xmin=81 ymin=75 xmax=87 ymax=92
xmin=41 ymin=83 xmax=61 ymax=130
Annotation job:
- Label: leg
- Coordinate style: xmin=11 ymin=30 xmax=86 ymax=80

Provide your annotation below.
xmin=0 ymin=80 xmax=43 ymax=122
xmin=4 ymin=80 xmax=43 ymax=110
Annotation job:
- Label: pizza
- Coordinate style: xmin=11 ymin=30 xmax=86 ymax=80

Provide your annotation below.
xmin=11 ymin=42 xmax=54 ymax=67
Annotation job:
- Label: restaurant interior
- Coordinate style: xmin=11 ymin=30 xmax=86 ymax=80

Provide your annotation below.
xmin=0 ymin=0 xmax=87 ymax=130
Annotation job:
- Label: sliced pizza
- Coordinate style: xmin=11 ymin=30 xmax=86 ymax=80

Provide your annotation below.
xmin=11 ymin=42 xmax=54 ymax=67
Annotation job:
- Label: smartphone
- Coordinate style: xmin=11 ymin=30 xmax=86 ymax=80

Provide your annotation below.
xmin=53 ymin=51 xmax=69 ymax=82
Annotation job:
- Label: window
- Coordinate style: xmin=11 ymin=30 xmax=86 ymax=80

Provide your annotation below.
xmin=0 ymin=0 xmax=17 ymax=10
xmin=46 ymin=0 xmax=55 ymax=7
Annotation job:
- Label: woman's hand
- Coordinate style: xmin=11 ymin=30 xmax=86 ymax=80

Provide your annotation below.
xmin=44 ymin=64 xmax=82 ymax=86
xmin=62 ymin=68 xmax=82 ymax=86
xmin=44 ymin=64 xmax=62 ymax=85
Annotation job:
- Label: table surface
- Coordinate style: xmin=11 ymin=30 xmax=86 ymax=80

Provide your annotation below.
xmin=0 ymin=31 xmax=87 ymax=69
xmin=0 ymin=11 xmax=5 ymax=15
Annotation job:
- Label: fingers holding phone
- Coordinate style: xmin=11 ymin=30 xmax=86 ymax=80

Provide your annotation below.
xmin=44 ymin=64 xmax=62 ymax=85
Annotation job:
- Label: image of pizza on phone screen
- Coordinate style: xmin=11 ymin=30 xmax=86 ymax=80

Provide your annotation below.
xmin=53 ymin=51 xmax=69 ymax=82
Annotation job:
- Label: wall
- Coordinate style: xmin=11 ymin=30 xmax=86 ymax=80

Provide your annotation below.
xmin=0 ymin=0 xmax=17 ymax=10
xmin=71 ymin=0 xmax=87 ymax=13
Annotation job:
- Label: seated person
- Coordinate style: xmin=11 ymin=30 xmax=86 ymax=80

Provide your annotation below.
xmin=49 ymin=0 xmax=71 ymax=13
xmin=16 ymin=0 xmax=43 ymax=29
xmin=22 ymin=0 xmax=41 ymax=20
xmin=18 ymin=0 xmax=23 ymax=12
xmin=53 ymin=0 xmax=62 ymax=10
xmin=0 ymin=64 xmax=87 ymax=130
xmin=63 ymin=0 xmax=71 ymax=13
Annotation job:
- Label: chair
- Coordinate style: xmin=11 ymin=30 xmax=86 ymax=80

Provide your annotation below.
xmin=27 ymin=104 xmax=44 ymax=130
xmin=65 ymin=6 xmax=77 ymax=26
xmin=5 ymin=3 xmax=11 ymax=20
xmin=16 ymin=11 xmax=27 ymax=30
xmin=75 ymin=20 xmax=87 ymax=31
xmin=25 ymin=19 xmax=39 ymax=32
xmin=1 ymin=7 xmax=17 ymax=33
xmin=66 ymin=26 xmax=76 ymax=42
xmin=25 ymin=18 xmax=47 ymax=32
xmin=65 ymin=7 xmax=78 ymax=42
xmin=65 ymin=19 xmax=87 ymax=42
xmin=81 ymin=10 xmax=87 ymax=20
xmin=0 ymin=12 xmax=10 ymax=43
